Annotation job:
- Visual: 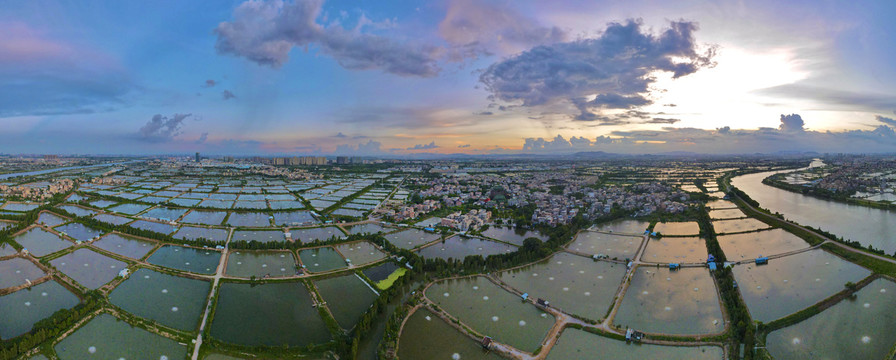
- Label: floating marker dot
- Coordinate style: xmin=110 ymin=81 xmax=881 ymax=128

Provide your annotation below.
xmin=518 ymin=320 xmax=526 ymax=326
xmin=171 ymin=307 xmax=179 ymax=312
xmin=491 ymin=316 xmax=499 ymax=322
xmin=88 ymin=346 xmax=97 ymax=354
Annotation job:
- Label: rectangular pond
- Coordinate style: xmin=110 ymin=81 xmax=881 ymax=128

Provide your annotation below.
xmin=92 ymin=233 xmax=156 ymax=259
xmin=385 ymin=229 xmax=441 ymax=250
xmin=614 ymin=267 xmax=724 ymax=335
xmin=315 ymin=274 xmax=378 ymax=330
xmin=272 ymin=210 xmax=317 ymax=226
xmin=231 ymin=230 xmax=284 ymax=243
xmin=108 ymin=203 xmax=151 ymax=215
xmin=37 ymin=212 xmax=68 ymax=227
xmin=426 ymin=276 xmax=556 ymax=353
xmin=717 ymin=228 xmax=810 ymax=261
xmin=141 ymin=206 xmax=188 ymax=221
xmin=546 ymin=327 xmax=723 ymax=360
xmin=0 ymin=280 xmax=79 ymax=339
xmin=55 ymin=223 xmax=105 ymax=242
xmin=709 ymin=208 xmax=747 ymax=220
xmin=226 ymin=212 xmax=272 ymax=227
xmin=56 ymin=205 xmax=99 ymax=217
xmin=298 ymin=247 xmax=347 ymax=273
xmin=712 ymin=218 xmax=772 ymax=234
xmin=50 ymin=248 xmax=128 ymax=289
xmin=290 ymin=226 xmax=346 ymax=243
xmin=209 ymin=281 xmax=331 ymax=347
xmin=92 ymin=213 xmax=132 ymax=226
xmin=0 ymin=257 xmax=46 ymax=290
xmin=346 ymin=223 xmax=394 ymax=235
xmin=567 ymin=231 xmax=641 ymax=260
xmin=225 ymin=251 xmax=297 ymax=278
xmin=181 ymin=210 xmax=227 ymax=226
xmin=641 ymin=237 xmax=708 ymax=263
xmin=14 ymin=227 xmax=72 ymax=257
xmin=592 ymin=219 xmax=650 ymax=235
xmin=334 ymin=241 xmax=386 ymax=265
xmin=733 ymin=249 xmax=871 ymax=322
xmin=174 ymin=226 xmax=229 ymax=242
xmin=109 ymin=267 xmax=210 ymax=331
xmin=417 ymin=236 xmax=517 ymax=260
xmin=54 ymin=313 xmax=188 ymax=360
xmin=128 ymin=219 xmax=177 ymax=234
xmin=147 ymin=245 xmax=221 ymax=274
xmin=499 ymin=252 xmax=625 ymax=322
xmin=766 ymin=278 xmax=896 ymax=360
xmin=653 ymin=221 xmax=701 ymax=236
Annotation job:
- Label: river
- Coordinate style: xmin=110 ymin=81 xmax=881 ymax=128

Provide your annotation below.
xmin=731 ymin=160 xmax=896 ymax=254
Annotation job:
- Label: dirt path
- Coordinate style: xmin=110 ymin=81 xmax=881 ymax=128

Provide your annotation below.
xmin=191 ymin=227 xmax=233 ymax=360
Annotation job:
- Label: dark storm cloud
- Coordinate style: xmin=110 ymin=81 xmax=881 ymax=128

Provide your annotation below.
xmin=222 ymin=90 xmax=236 ymax=100
xmin=479 ymin=20 xmax=716 ymax=120
xmin=214 ymin=0 xmax=439 ymax=77
xmin=138 ymin=113 xmax=191 ymax=142
xmin=203 ymin=79 xmax=217 ymax=88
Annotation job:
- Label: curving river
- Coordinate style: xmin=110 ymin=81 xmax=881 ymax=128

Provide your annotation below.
xmin=731 ymin=160 xmax=896 ymax=254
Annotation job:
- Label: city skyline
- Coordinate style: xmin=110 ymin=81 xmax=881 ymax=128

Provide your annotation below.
xmin=2 ymin=0 xmax=895 ymax=155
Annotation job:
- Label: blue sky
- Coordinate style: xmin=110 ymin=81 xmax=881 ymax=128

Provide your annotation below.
xmin=1 ymin=0 xmax=895 ymax=155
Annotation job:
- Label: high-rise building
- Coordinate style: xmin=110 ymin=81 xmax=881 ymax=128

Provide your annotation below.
xmin=195 ymin=152 xmax=200 ymax=162
xmin=336 ymin=156 xmax=348 ymax=164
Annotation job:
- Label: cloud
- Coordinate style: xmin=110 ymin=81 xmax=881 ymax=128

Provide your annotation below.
xmin=407 ymin=141 xmax=439 ymax=150
xmin=756 ymin=83 xmax=896 ymax=112
xmin=0 ymin=22 xmax=133 ymax=117
xmin=138 ymin=113 xmax=191 ymax=142
xmin=647 ymin=117 xmax=681 ymax=124
xmin=458 ymin=144 xmax=471 ymax=148
xmin=335 ymin=139 xmax=385 ymax=155
xmin=876 ymin=115 xmax=896 ymax=127
xmin=438 ymin=0 xmax=567 ymax=58
xmin=203 ymin=79 xmax=217 ymax=88
xmin=520 ymin=114 xmax=896 ymax=154
xmin=779 ymin=113 xmax=805 ymax=132
xmin=477 ymin=111 xmax=494 ymax=116
xmin=479 ymin=20 xmax=715 ymax=121
xmin=214 ymin=0 xmax=439 ymax=77
xmin=196 ymin=132 xmax=209 ymax=144
xmin=333 ymin=132 xmax=348 ymax=138
xmin=222 ymin=90 xmax=236 ymax=100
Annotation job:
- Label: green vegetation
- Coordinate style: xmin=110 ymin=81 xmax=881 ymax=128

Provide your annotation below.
xmin=375 ymin=267 xmax=407 ymax=290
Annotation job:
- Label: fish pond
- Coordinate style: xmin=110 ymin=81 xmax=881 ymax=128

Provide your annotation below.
xmin=54 ymin=313 xmax=188 ymax=360
xmin=315 ymin=274 xmax=378 ymax=330
xmin=298 ymin=247 xmax=347 ymax=273
xmin=147 ymin=245 xmax=220 ymax=274
xmin=91 ymin=233 xmax=155 ymax=259
xmin=0 ymin=280 xmax=79 ymax=339
xmin=416 ymin=235 xmax=517 ymax=260
xmin=50 ymin=248 xmax=127 ymax=289
xmin=426 ymin=276 xmax=556 ymax=353
xmin=226 ymin=251 xmax=297 ymax=278
xmin=499 ymin=252 xmax=625 ymax=321
xmin=733 ymin=249 xmax=871 ymax=322
xmin=614 ymin=267 xmax=724 ymax=335
xmin=567 ymin=231 xmax=641 ymax=260
xmin=210 ymin=281 xmax=331 ymax=347
xmin=110 ymin=268 xmax=210 ymax=331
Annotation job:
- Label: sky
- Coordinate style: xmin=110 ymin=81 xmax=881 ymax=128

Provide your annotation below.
xmin=1 ymin=0 xmax=895 ymax=156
